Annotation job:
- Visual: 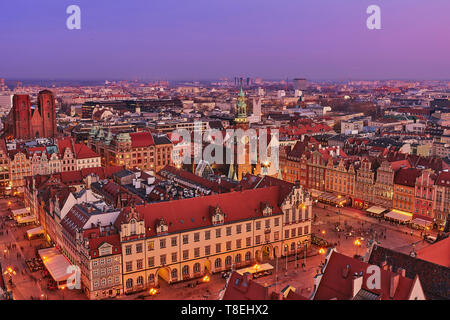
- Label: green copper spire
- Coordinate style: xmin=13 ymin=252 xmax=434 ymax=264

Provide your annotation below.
xmin=235 ymin=86 xmax=248 ymax=123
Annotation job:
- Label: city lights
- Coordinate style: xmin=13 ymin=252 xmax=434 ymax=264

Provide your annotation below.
xmin=0 ymin=0 xmax=444 ymax=305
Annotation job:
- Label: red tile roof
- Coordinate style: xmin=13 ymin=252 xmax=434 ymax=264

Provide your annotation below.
xmin=417 ymin=237 xmax=450 ymax=268
xmin=394 ymin=168 xmax=422 ymax=187
xmin=60 ymin=171 xmax=83 ymax=184
xmin=87 ymin=233 xmax=122 ymax=258
xmin=116 ymin=187 xmax=282 ymax=237
xmin=130 ymin=132 xmax=155 ymax=148
xmin=390 ymin=160 xmax=411 ymax=171
xmin=74 ymin=143 xmax=99 ymax=159
xmin=158 ymin=165 xmax=231 ymax=193
xmin=239 ymin=174 xmax=295 ymax=206
xmin=57 ymin=137 xmax=74 ymax=155
xmin=222 ymin=272 xmax=270 ymax=300
xmin=368 ymin=244 xmax=449 ymax=300
xmin=314 ymin=251 xmax=418 ymax=300
xmin=436 ymin=171 xmax=450 ymax=187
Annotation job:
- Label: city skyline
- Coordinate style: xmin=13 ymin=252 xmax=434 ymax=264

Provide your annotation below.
xmin=0 ymin=0 xmax=449 ymax=80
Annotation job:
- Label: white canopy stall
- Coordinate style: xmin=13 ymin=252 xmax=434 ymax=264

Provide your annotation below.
xmin=26 ymin=226 xmax=45 ymax=239
xmin=38 ymin=247 xmax=73 ymax=288
xmin=384 ymin=210 xmax=412 ymax=223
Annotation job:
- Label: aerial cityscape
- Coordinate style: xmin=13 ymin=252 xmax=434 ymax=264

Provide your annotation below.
xmin=0 ymin=0 xmax=449 ymax=308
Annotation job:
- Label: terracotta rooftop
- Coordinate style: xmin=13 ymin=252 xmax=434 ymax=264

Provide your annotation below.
xmin=314 ymin=251 xmax=421 ymax=300
xmin=368 ymin=244 xmax=450 ymax=300
xmin=394 ymin=168 xmax=422 ymax=187
xmin=115 ymin=186 xmax=282 ymax=237
xmin=130 ymin=132 xmax=155 ymax=148
xmin=417 ymin=237 xmax=450 ymax=268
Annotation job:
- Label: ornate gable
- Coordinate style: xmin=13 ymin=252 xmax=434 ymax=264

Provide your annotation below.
xmin=210 ymin=205 xmax=225 ymax=225
xmin=155 ymin=217 xmax=168 ymax=235
xmin=261 ymin=202 xmax=273 ymax=216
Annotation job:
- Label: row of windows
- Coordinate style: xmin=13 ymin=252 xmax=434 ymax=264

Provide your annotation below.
xmin=92 ymin=256 xmax=120 ymax=266
xmin=125 ymin=253 xmax=254 ymax=289
xmin=125 ymin=228 xmax=309 ymax=272
xmin=143 ymin=220 xmax=282 ymax=251
xmin=92 ymin=265 xmax=120 ymax=276
xmin=93 ymin=276 xmax=120 ymax=288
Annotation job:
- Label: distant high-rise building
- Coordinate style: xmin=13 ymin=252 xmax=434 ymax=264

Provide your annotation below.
xmin=293 ymin=78 xmax=308 ymax=90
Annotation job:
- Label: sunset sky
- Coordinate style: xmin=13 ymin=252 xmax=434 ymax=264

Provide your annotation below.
xmin=0 ymin=0 xmax=449 ymax=80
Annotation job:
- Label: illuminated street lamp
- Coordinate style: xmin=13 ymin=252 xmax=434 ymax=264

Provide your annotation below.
xmin=61 ymin=286 xmax=65 ymax=300
xmin=318 ymin=248 xmax=326 ymax=255
xmin=4 ymin=267 xmax=16 ymax=287
xmin=149 ymin=288 xmax=158 ymax=296
xmin=354 ymin=239 xmax=361 ymax=256
xmin=295 ymin=241 xmax=301 ymax=270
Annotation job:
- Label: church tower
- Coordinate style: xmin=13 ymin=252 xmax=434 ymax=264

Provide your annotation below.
xmin=234 ymin=87 xmax=249 ymax=130
xmin=230 ymin=86 xmax=261 ymax=180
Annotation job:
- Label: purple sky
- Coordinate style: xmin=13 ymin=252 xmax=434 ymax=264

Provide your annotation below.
xmin=0 ymin=0 xmax=449 ymax=80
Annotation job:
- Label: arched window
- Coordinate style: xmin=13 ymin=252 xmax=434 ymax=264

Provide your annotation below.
xmin=126 ymin=278 xmax=133 ymax=289
xmin=130 ymin=219 xmax=136 ymax=235
xmin=214 ymin=258 xmax=222 ymax=268
xmin=225 ymin=256 xmax=232 ymax=266
xmin=235 ymin=254 xmax=241 ymax=263
xmin=137 ymin=276 xmax=143 ymax=286
xmin=245 ymin=252 xmax=251 ymax=261
xmin=148 ymin=274 xmax=155 ymax=283
xmin=182 ymin=265 xmax=189 ymax=275
xmin=171 ymin=268 xmax=178 ymax=279
xmin=193 ymin=263 xmax=200 ymax=273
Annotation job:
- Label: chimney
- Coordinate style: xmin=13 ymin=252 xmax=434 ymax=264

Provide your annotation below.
xmin=389 ymin=273 xmax=400 ymax=298
xmin=342 ymin=264 xmax=350 ymax=279
xmin=242 ymin=272 xmax=251 ymax=288
xmin=397 ymin=268 xmax=406 ymax=277
xmin=352 ymin=275 xmax=363 ymax=298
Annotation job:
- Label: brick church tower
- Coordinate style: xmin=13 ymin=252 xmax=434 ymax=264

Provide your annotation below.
xmin=4 ymin=90 xmax=57 ymax=140
xmin=10 ymin=94 xmax=32 ymax=139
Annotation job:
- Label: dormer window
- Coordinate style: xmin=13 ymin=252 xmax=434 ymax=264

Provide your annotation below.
xmin=210 ymin=205 xmax=225 ymax=225
xmin=156 ymin=217 xmax=168 ymax=235
xmin=261 ymin=203 xmax=273 ymax=216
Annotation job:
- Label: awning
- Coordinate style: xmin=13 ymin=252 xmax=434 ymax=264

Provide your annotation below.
xmin=310 ymin=189 xmax=322 ymax=198
xmin=12 ymin=207 xmax=30 ymax=216
xmin=384 ymin=210 xmax=412 ymax=222
xmin=17 ymin=215 xmax=37 ymax=224
xmin=27 ymin=226 xmax=44 ymax=238
xmin=366 ymin=206 xmax=387 ymax=215
xmin=38 ymin=248 xmax=72 ymax=284
xmin=236 ymin=263 xmax=274 ymax=275
xmin=411 ymin=218 xmax=432 ymax=227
